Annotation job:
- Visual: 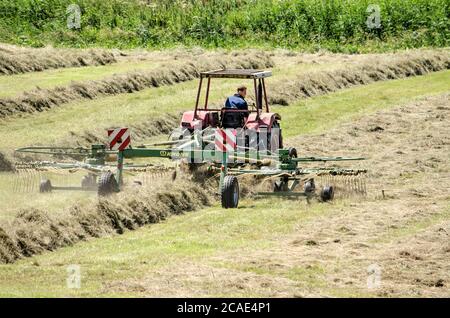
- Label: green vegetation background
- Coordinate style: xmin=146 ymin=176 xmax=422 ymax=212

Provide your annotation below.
xmin=0 ymin=0 xmax=448 ymax=52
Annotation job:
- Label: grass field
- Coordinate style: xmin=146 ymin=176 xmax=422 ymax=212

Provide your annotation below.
xmin=0 ymin=54 xmax=447 ymax=150
xmin=0 ymin=90 xmax=448 ymax=296
xmin=0 ymin=43 xmax=449 ymax=297
xmin=0 ymin=68 xmax=448 ymax=219
xmin=0 ymin=59 xmax=163 ymax=98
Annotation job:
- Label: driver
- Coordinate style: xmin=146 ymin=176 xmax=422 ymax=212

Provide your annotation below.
xmin=225 ymin=86 xmax=248 ymax=110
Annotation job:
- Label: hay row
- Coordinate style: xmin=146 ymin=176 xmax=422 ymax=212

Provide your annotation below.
xmin=57 ymin=51 xmax=450 ymax=149
xmin=0 ymin=114 xmax=180 ymax=172
xmin=269 ymin=50 xmax=450 ymax=106
xmin=0 ymin=44 xmax=117 ymax=75
xmin=0 ymin=51 xmax=273 ymax=118
xmin=63 ymin=114 xmax=180 ymax=147
xmin=0 ymin=152 xmax=14 ymax=171
xmin=1 ymin=51 xmax=448 ymax=171
xmin=0 ymin=178 xmax=213 ymax=264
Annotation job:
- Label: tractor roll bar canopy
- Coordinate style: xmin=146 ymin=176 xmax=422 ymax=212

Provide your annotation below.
xmin=200 ymin=69 xmax=272 ymax=79
xmin=195 ymin=69 xmax=272 ymax=116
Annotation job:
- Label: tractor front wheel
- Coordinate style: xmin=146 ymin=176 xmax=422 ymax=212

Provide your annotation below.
xmin=221 ymin=176 xmax=239 ymax=209
xmin=98 ymin=171 xmax=119 ymax=196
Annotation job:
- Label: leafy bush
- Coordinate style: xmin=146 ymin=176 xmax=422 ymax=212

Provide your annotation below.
xmin=0 ymin=0 xmax=448 ymax=51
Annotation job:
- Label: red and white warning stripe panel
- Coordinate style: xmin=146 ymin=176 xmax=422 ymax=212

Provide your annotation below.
xmin=107 ymin=128 xmax=131 ymax=151
xmin=215 ymin=128 xmax=237 ymax=153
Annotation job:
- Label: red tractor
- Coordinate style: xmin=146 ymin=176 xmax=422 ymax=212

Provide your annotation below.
xmin=178 ymin=69 xmax=282 ymax=152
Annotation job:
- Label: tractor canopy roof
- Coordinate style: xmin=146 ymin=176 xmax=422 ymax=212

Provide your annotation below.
xmin=200 ymin=69 xmax=272 ymax=79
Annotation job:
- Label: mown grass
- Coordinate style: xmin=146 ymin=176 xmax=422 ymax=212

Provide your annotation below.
xmin=1 ymin=68 xmax=448 ymax=151
xmin=0 ymin=0 xmax=448 ymax=52
xmin=0 ymin=59 xmax=165 ymax=98
xmin=278 ymin=70 xmax=450 ymax=139
xmin=0 ymin=198 xmax=341 ymax=297
xmin=0 ymin=68 xmax=448 ymax=220
xmin=0 ymin=72 xmax=449 ymax=296
xmin=0 ymin=171 xmax=95 ymax=221
xmin=373 ymin=202 xmax=450 ymax=243
xmin=0 ymin=60 xmax=334 ymax=149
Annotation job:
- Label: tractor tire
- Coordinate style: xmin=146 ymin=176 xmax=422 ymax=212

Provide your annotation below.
xmin=320 ymin=186 xmax=334 ymax=202
xmin=39 ymin=179 xmax=52 ymax=193
xmin=221 ymin=176 xmax=239 ymax=209
xmin=98 ymin=171 xmax=118 ymax=196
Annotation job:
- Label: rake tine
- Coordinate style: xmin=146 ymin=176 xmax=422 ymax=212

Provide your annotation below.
xmin=12 ymin=169 xmax=19 ymax=193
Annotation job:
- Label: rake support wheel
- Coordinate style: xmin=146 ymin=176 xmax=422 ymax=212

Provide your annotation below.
xmin=221 ymin=176 xmax=239 ymax=209
xmin=98 ymin=171 xmax=119 ymax=196
xmin=288 ymin=147 xmax=298 ymax=158
xmin=320 ymin=186 xmax=334 ymax=202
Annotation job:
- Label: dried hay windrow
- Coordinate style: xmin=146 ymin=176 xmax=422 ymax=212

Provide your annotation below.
xmin=0 ymin=177 xmax=213 ymax=264
xmin=0 ymin=51 xmax=273 ymax=118
xmin=0 ymin=43 xmax=117 ymax=75
xmin=63 ymin=114 xmax=180 ymax=147
xmin=0 ymin=114 xmax=180 ymax=172
xmin=0 ymin=152 xmax=14 ymax=171
xmin=270 ymin=50 xmax=450 ymax=106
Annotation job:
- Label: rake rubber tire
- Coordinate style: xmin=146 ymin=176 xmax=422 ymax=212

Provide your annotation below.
xmin=320 ymin=186 xmax=334 ymax=202
xmin=288 ymin=147 xmax=298 ymax=158
xmin=221 ymin=176 xmax=239 ymax=209
xmin=98 ymin=171 xmax=118 ymax=196
xmin=39 ymin=179 xmax=52 ymax=193
xmin=303 ymin=179 xmax=315 ymax=193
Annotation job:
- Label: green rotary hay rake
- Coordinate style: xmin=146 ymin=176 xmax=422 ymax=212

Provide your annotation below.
xmin=15 ymin=129 xmax=366 ymax=208
xmin=14 ymin=69 xmax=367 ymax=208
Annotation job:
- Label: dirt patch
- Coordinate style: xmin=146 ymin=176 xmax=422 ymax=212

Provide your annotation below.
xmin=0 ymin=177 xmax=213 ymax=264
xmin=0 ymin=43 xmax=117 ymax=75
xmin=270 ymin=50 xmax=450 ymax=105
xmin=0 ymin=51 xmax=273 ymax=118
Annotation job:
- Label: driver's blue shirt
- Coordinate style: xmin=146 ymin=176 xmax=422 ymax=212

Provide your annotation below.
xmin=225 ymin=94 xmax=248 ymax=110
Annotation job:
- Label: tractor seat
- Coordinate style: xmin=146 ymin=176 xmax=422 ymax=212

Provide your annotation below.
xmin=221 ymin=108 xmax=247 ymax=129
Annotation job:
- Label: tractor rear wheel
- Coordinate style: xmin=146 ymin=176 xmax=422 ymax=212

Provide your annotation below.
xmin=98 ymin=171 xmax=118 ymax=196
xmin=39 ymin=179 xmax=52 ymax=193
xmin=221 ymin=176 xmax=239 ymax=209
